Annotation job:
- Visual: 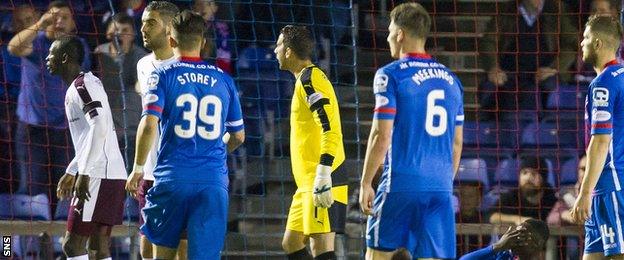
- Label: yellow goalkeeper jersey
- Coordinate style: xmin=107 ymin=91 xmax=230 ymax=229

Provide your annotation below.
xmin=290 ymin=65 xmax=345 ymax=192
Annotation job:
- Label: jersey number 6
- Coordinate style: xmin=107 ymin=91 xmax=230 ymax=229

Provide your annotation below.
xmin=175 ymin=94 xmax=222 ymax=140
xmin=425 ymin=89 xmax=447 ymax=136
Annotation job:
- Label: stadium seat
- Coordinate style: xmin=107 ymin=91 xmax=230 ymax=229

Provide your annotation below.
xmin=0 ymin=193 xmax=51 ymax=220
xmin=521 ymin=122 xmax=579 ymax=149
xmin=560 ymin=157 xmax=580 ymax=185
xmin=546 ymin=84 xmax=585 ymax=111
xmin=455 ymin=158 xmax=489 ymax=191
xmin=492 ymin=159 xmax=520 ymax=187
xmin=123 ymin=196 xmax=140 ymax=222
xmin=54 ymin=199 xmax=70 ymax=220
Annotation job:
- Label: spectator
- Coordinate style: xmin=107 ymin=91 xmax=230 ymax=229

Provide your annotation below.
xmin=8 ymin=1 xmax=91 ymax=207
xmin=548 ymin=155 xmax=586 ymax=226
xmin=192 ymin=0 xmax=233 ymax=74
xmin=0 ymin=4 xmax=38 ymax=193
xmin=478 ymin=0 xmax=577 ymax=120
xmin=489 ymin=156 xmax=557 ymax=225
xmin=102 ymin=0 xmax=147 ymax=49
xmin=460 ymin=219 xmax=550 ymax=260
xmin=93 ymin=13 xmax=146 ymax=167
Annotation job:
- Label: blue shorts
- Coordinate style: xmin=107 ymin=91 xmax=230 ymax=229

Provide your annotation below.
xmin=366 ymin=191 xmax=455 ymax=259
xmin=585 ymin=190 xmax=624 ymax=256
xmin=140 ymin=182 xmax=228 ymax=259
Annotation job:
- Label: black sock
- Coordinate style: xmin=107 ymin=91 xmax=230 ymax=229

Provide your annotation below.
xmin=314 ymin=251 xmax=336 ymax=260
xmin=288 ymin=247 xmax=312 ymax=260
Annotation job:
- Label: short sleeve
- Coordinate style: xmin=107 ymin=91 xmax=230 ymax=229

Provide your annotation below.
xmin=589 ymin=84 xmax=615 ymax=135
xmin=141 ymin=71 xmax=166 ymax=119
xmin=373 ymin=68 xmax=397 ymax=120
xmin=455 ymin=79 xmax=465 ymax=126
xmin=225 ymin=78 xmax=244 ymax=132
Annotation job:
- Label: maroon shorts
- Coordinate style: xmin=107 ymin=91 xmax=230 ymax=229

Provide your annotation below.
xmin=137 ymin=179 xmax=154 ymax=227
xmin=67 ymin=178 xmax=126 ymax=236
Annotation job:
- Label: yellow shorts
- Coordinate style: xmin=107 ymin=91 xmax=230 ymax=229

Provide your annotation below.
xmin=285 ymin=185 xmax=348 ymax=235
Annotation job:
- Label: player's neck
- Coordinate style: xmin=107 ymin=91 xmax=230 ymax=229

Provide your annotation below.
xmin=153 ymin=46 xmax=175 ymax=61
xmin=399 ymin=41 xmax=426 ymax=58
xmin=593 ymin=54 xmax=618 ymax=74
xmin=173 ymin=48 xmax=201 ymax=60
xmin=290 ymin=59 xmax=313 ymax=78
xmin=61 ymin=64 xmax=82 ymax=86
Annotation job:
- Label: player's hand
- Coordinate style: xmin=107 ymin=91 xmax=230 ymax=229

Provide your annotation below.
xmin=56 ymin=173 xmax=75 ymax=200
xmin=487 ymin=66 xmax=507 ymax=86
xmin=74 ymin=175 xmax=91 ymax=202
xmin=571 ymin=193 xmax=592 ymax=224
xmin=359 ymin=183 xmax=375 ymax=216
xmin=126 ymin=170 xmax=144 ymax=198
xmin=37 ymin=11 xmax=56 ymax=29
xmin=536 ymin=67 xmax=558 ymax=82
xmin=313 ymin=165 xmax=333 ymax=208
xmin=492 ymin=226 xmax=533 ymax=252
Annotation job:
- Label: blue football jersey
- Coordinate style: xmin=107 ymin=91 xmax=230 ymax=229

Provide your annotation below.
xmin=585 ymin=60 xmax=624 ymax=194
xmin=373 ymin=53 xmax=464 ymax=192
xmin=143 ymin=57 xmax=244 ymax=185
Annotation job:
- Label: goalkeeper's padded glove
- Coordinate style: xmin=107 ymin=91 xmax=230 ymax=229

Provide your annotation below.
xmin=313 ymin=165 xmax=333 ymax=208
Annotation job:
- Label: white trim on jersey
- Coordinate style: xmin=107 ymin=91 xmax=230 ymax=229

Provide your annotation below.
xmin=82 ymin=178 xmax=102 ymax=222
xmin=371 ymin=191 xmax=389 ymax=248
xmin=225 ymin=119 xmax=244 ymax=127
xmin=611 ymin=191 xmax=624 ymax=254
xmin=610 ymin=139 xmax=621 ymax=191
xmin=455 ymin=115 xmax=465 ymax=122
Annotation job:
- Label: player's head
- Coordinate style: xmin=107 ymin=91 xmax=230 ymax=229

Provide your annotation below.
xmin=387 ymin=2 xmax=431 ymax=59
xmin=582 ymin=15 xmax=623 ymax=66
xmin=170 ymin=10 xmax=206 ymax=53
xmin=274 ymin=25 xmax=314 ymax=70
xmin=591 ymin=0 xmax=619 ymax=17
xmin=45 ymin=1 xmax=76 ymax=39
xmin=519 ymin=155 xmax=549 ymax=191
xmin=514 ymin=219 xmax=550 ymax=255
xmin=192 ymin=0 xmax=218 ymax=22
xmin=107 ymin=13 xmax=135 ymax=45
xmin=46 ymin=35 xmax=84 ymax=75
xmin=141 ymin=1 xmax=179 ymax=51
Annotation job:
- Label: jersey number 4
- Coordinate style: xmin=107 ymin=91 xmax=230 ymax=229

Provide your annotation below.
xmin=425 ymin=90 xmax=447 ymax=136
xmin=175 ymin=94 xmax=222 ymax=140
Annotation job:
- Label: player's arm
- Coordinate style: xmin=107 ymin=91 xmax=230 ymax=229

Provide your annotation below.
xmin=73 ymin=87 xmax=108 ymax=202
xmin=127 ymin=72 xmax=165 ymax=196
xmin=225 ymin=130 xmax=245 ymax=152
xmin=360 ymin=69 xmax=396 ymax=215
xmin=360 ymin=118 xmax=393 ymax=215
xmin=572 ymin=84 xmax=615 ymax=223
xmin=57 ymin=155 xmax=78 ymax=200
xmin=224 ymin=77 xmax=245 ymax=153
xmin=302 ymin=69 xmax=341 ymax=208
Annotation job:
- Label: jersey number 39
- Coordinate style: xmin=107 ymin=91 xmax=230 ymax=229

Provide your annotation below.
xmin=425 ymin=90 xmax=447 ymax=136
xmin=175 ymin=94 xmax=222 ymax=140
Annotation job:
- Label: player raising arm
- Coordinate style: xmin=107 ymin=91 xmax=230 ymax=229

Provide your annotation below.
xmin=50 ymin=36 xmax=127 ymax=260
xmin=359 ymin=3 xmax=463 ymax=260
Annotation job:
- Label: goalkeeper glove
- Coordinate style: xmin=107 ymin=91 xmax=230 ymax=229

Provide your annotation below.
xmin=313 ymin=165 xmax=333 ymax=208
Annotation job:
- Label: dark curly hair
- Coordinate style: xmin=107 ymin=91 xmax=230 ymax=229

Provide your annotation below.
xmin=280 ymin=25 xmax=314 ymax=60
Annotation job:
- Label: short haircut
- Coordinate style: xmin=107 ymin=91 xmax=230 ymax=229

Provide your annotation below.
xmin=525 ymin=219 xmax=550 ymax=250
xmin=56 ymin=35 xmax=84 ymax=65
xmin=48 ymin=0 xmax=71 ymax=10
xmin=171 ymin=10 xmax=205 ymax=51
xmin=280 ymin=25 xmax=314 ymax=60
xmin=111 ymin=13 xmax=134 ymax=27
xmin=519 ymin=155 xmax=549 ymax=187
xmin=390 ymin=2 xmax=431 ymax=39
xmin=586 ymin=14 xmax=624 ymax=51
xmin=145 ymin=1 xmax=180 ymax=23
